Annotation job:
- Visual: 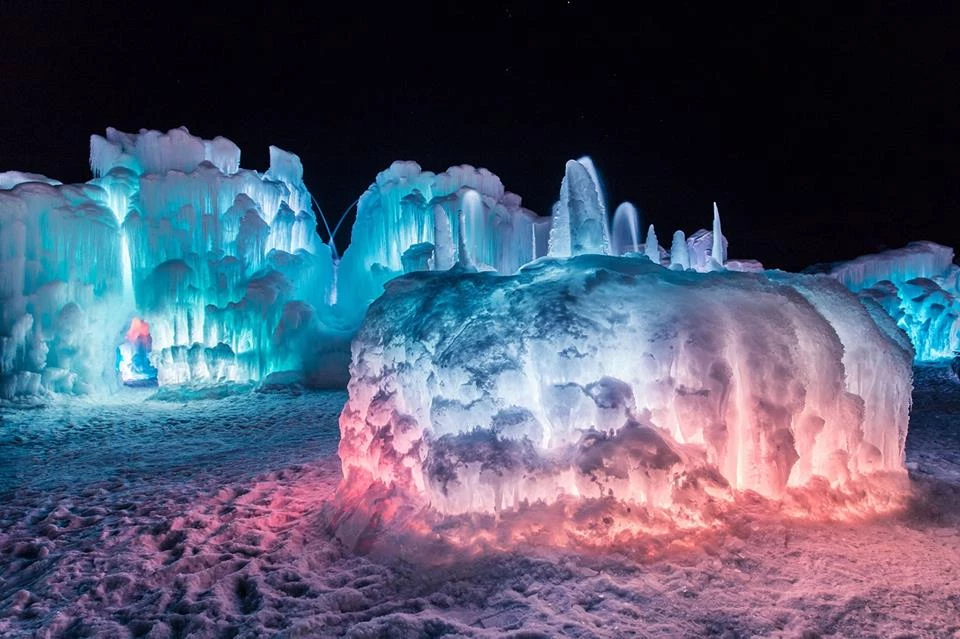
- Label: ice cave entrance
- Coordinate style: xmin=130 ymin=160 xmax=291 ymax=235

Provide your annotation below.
xmin=117 ymin=317 xmax=158 ymax=387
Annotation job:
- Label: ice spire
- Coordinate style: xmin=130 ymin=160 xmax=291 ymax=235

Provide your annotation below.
xmin=711 ymin=202 xmax=726 ymax=268
xmin=645 ymin=224 xmax=660 ymax=264
xmin=670 ymin=230 xmax=690 ymax=269
xmin=611 ymin=202 xmax=640 ymax=255
xmin=458 ymin=190 xmax=480 ymax=269
xmin=553 ymin=159 xmax=610 ymax=256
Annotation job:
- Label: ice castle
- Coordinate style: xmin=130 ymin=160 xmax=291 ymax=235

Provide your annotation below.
xmin=1 ymin=128 xmax=749 ymax=400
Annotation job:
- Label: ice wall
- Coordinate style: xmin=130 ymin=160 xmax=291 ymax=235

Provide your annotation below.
xmin=4 ymin=140 xmax=769 ymax=400
xmin=339 ymin=256 xmax=912 ymax=517
xmin=0 ymin=178 xmax=127 ymax=398
xmin=812 ymin=242 xmax=960 ymax=360
xmin=1 ymin=128 xmax=341 ymax=399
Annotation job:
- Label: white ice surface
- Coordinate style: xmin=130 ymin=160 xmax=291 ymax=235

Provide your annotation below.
xmin=339 ymin=256 xmax=912 ymax=519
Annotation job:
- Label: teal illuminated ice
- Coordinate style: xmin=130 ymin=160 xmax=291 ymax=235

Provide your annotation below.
xmin=812 ymin=241 xmax=960 ymax=360
xmin=0 ymin=130 xmax=750 ymax=400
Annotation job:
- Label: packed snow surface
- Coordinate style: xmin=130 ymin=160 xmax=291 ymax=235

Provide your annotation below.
xmin=1 ymin=368 xmax=959 ymax=637
xmin=339 ymin=255 xmax=913 ymax=520
xmin=812 ymin=241 xmax=960 ymax=360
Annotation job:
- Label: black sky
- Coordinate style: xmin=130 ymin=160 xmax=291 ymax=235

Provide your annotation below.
xmin=1 ymin=1 xmax=957 ymax=271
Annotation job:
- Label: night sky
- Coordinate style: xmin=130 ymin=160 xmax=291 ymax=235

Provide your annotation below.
xmin=1 ymin=2 xmax=956 ymax=271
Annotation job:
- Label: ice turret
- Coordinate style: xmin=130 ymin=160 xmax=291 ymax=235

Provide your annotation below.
xmin=576 ymin=156 xmax=606 ymax=211
xmin=0 ymin=181 xmax=126 ymax=399
xmin=90 ymin=126 xmax=241 ymax=177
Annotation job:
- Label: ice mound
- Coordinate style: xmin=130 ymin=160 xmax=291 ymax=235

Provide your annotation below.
xmin=338 ymin=255 xmax=913 ymax=524
xmin=810 ymin=241 xmax=960 ymax=360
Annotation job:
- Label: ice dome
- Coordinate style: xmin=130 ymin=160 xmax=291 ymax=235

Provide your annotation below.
xmin=338 ymin=255 xmax=913 ymax=522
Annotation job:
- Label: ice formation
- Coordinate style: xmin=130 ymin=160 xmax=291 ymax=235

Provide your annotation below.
xmin=1 ymin=129 xmax=561 ymax=399
xmin=548 ymin=159 xmax=610 ymax=257
xmin=339 ymin=256 xmax=912 ymax=519
xmin=335 ymin=161 xmax=549 ymax=326
xmin=810 ymin=241 xmax=960 ymax=360
xmin=711 ymin=202 xmax=726 ymax=268
xmin=1 ymin=127 xmax=339 ymax=399
xmin=1 ymin=135 xmax=759 ymax=400
xmin=670 ymin=230 xmax=690 ymax=270
xmin=611 ymin=202 xmax=640 ymax=255
xmin=644 ymin=224 xmax=661 ymax=263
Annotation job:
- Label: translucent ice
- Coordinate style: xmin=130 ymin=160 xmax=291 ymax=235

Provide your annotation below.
xmin=644 ymin=224 xmax=660 ymax=264
xmin=336 ymin=161 xmax=546 ymax=325
xmin=566 ymin=159 xmax=610 ymax=256
xmin=0 ymin=180 xmax=126 ymax=398
xmin=611 ymin=202 xmax=640 ymax=255
xmin=670 ymin=230 xmax=690 ymax=270
xmin=90 ymin=126 xmax=242 ymax=177
xmin=1 ymin=127 xmax=339 ymax=398
xmin=711 ymin=202 xmax=726 ymax=268
xmin=339 ymin=256 xmax=912 ymax=518
xmin=812 ymin=241 xmax=960 ymax=360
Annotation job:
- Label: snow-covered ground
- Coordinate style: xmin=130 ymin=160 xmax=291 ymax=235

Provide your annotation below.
xmin=1 ymin=368 xmax=959 ymax=638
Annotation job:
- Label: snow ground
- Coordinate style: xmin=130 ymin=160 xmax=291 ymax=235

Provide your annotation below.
xmin=1 ymin=368 xmax=959 ymax=638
